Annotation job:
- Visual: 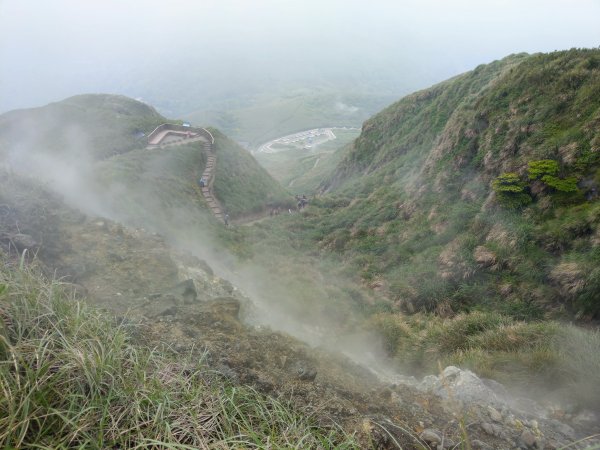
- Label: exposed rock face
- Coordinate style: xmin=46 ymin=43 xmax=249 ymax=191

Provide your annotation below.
xmin=169 ymin=279 xmax=198 ymax=304
xmin=418 ymin=366 xmax=506 ymax=408
xmin=209 ymin=296 xmax=241 ymax=319
xmin=416 ymin=366 xmax=590 ymax=449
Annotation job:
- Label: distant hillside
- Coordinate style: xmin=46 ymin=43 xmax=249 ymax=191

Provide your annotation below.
xmin=255 ymin=128 xmax=360 ymax=195
xmin=0 ymin=94 xmax=165 ymax=161
xmin=306 ymin=49 xmax=600 ymax=319
xmin=185 ymin=88 xmax=396 ymax=148
xmin=0 ymin=94 xmax=292 ymax=223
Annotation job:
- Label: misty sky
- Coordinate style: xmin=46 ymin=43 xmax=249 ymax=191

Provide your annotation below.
xmin=1 ymin=0 xmax=599 ymax=114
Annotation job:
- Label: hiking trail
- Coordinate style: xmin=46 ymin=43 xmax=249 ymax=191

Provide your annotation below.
xmin=147 ymin=124 xmax=225 ymax=223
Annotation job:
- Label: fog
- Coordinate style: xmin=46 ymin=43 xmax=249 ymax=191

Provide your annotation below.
xmin=1 ymin=0 xmax=600 ymax=432
xmin=1 ymin=0 xmax=599 ymax=117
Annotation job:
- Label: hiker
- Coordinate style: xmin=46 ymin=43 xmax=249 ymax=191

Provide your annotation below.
xmin=224 ymin=214 xmax=229 ymax=226
xmin=199 ymin=177 xmax=206 ymax=188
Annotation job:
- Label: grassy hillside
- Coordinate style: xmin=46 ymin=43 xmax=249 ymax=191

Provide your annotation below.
xmin=0 ymin=95 xmax=293 ymax=224
xmin=0 ymin=94 xmax=165 ymax=160
xmin=93 ymin=141 xmax=217 ymax=229
xmin=210 ymin=129 xmax=294 ymax=217
xmin=0 ymin=257 xmax=357 ymax=448
xmin=224 ymin=49 xmax=600 ymax=395
xmin=310 ymin=49 xmax=600 ymax=319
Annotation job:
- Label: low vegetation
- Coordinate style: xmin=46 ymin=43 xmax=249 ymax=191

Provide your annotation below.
xmin=0 ymin=94 xmax=165 ymax=161
xmin=304 ymin=49 xmax=600 ymax=319
xmin=367 ymin=310 xmax=600 ymax=408
xmin=0 ymin=256 xmax=357 ymax=449
xmin=210 ymin=129 xmax=294 ymax=217
xmin=234 ymin=49 xmax=600 ymax=406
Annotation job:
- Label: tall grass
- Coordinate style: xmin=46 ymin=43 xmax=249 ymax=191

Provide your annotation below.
xmin=368 ymin=311 xmax=600 ymax=409
xmin=0 ymin=261 xmax=357 ymax=449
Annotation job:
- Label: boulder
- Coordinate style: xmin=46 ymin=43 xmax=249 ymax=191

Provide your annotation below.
xmin=519 ymin=429 xmax=536 ymax=448
xmin=419 ymin=429 xmax=442 ymax=446
xmin=418 ymin=366 xmax=505 ymax=407
xmin=0 ymin=232 xmax=39 ymax=251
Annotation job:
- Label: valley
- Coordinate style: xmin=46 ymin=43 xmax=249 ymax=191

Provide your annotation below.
xmin=255 ymin=127 xmax=358 ymax=154
xmin=1 ymin=48 xmax=600 ymax=449
xmin=255 ymin=127 xmax=360 ymax=193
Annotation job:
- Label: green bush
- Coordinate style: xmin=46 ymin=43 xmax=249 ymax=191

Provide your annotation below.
xmin=492 ymin=173 xmax=532 ymax=208
xmin=541 ymin=175 xmax=579 ymax=193
xmin=528 ymin=160 xmax=559 ymax=180
xmin=576 ymin=266 xmax=600 ymax=315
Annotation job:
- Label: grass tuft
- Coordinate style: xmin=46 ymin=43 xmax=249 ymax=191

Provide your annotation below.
xmin=0 ymin=260 xmax=357 ymax=448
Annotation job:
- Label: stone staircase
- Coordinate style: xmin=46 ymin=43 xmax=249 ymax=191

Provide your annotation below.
xmin=199 ymin=140 xmax=224 ymax=222
xmin=146 ymin=125 xmax=224 ymax=224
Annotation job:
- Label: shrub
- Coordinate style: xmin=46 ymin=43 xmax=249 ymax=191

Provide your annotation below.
xmin=528 ymin=160 xmax=559 ymax=180
xmin=575 ymin=266 xmax=600 ymax=316
xmin=492 ymin=173 xmax=532 ymax=209
xmin=492 ymin=172 xmax=525 ymax=193
xmin=540 ymin=175 xmax=579 ymax=193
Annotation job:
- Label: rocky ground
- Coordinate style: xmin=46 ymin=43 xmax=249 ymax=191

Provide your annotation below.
xmin=1 ymin=173 xmax=598 ymax=449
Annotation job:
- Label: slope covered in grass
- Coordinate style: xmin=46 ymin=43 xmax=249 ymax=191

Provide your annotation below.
xmin=0 ymin=257 xmax=357 ymax=449
xmin=301 ymin=49 xmax=600 ymax=319
xmin=0 ymin=95 xmax=293 ymax=224
xmin=0 ymin=94 xmax=165 ymax=160
xmin=211 ymin=129 xmax=294 ymax=217
xmin=93 ymin=140 xmax=216 ymax=229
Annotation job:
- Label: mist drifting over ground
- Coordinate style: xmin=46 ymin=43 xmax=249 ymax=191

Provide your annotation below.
xmin=1 ymin=0 xmax=599 ymax=116
xmin=1 ymin=3 xmax=600 ymax=445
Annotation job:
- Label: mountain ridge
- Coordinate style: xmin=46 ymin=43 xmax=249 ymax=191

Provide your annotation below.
xmin=308 ymin=48 xmax=600 ymax=318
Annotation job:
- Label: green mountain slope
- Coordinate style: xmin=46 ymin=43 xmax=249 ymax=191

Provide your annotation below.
xmin=0 ymin=94 xmax=292 ymax=223
xmin=0 ymin=94 xmax=165 ymax=160
xmin=306 ymin=49 xmax=600 ymax=319
xmin=210 ymin=129 xmax=293 ymax=217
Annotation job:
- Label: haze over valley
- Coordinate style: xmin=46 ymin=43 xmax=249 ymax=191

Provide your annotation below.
xmin=1 ymin=1 xmax=600 ymax=449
